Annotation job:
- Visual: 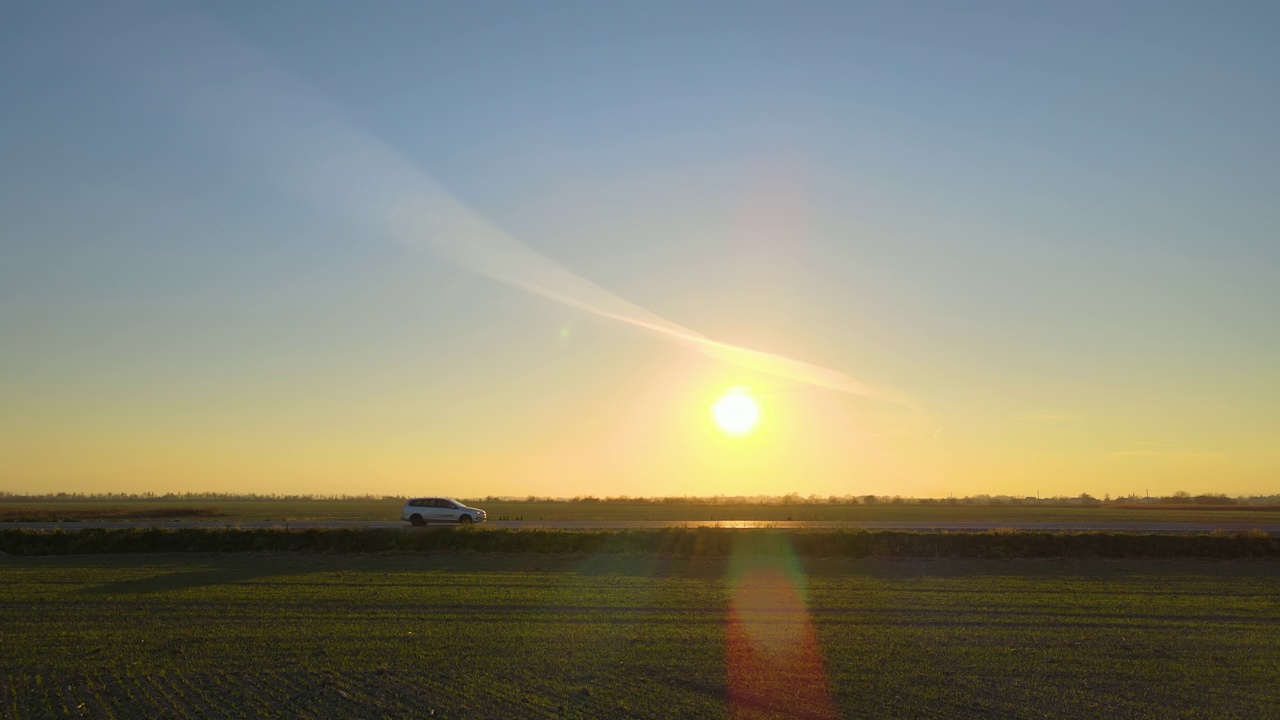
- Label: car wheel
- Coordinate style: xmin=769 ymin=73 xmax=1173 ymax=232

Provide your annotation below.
xmin=410 ymin=514 xmax=425 ymax=527
xmin=458 ymin=514 xmax=474 ymax=525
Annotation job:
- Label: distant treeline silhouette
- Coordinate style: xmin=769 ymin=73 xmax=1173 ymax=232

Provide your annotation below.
xmin=503 ymin=492 xmax=1279 ymax=507
xmin=0 ymin=492 xmax=404 ymax=501
xmin=3 ymin=491 xmax=1278 ymax=506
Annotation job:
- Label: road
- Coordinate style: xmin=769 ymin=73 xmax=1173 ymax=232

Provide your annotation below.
xmin=4 ymin=520 xmax=1278 ymax=534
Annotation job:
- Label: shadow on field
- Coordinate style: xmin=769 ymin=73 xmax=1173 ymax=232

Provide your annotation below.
xmin=62 ymin=551 xmax=1277 ymax=599
xmin=571 ymin=553 xmax=729 ymax=579
xmin=78 ymin=561 xmax=310 ymax=596
xmin=799 ymin=556 xmax=1280 ymax=581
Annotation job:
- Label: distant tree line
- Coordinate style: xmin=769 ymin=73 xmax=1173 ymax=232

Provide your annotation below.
xmin=474 ymin=492 xmax=1279 ymax=507
xmin=0 ymin=492 xmax=403 ymax=501
xmin=2 ymin=491 xmax=1277 ymax=506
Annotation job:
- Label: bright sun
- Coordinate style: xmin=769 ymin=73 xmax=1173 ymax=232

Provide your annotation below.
xmin=711 ymin=387 xmax=761 ymax=436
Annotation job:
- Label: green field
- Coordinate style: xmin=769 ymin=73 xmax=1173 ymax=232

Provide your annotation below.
xmin=3 ymin=497 xmax=1279 ymax=525
xmin=3 ymin=527 xmax=1277 ymax=559
xmin=2 ymin=552 xmax=1276 ymax=718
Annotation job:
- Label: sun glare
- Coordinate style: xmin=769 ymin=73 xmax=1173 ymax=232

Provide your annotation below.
xmin=712 ymin=387 xmax=761 ymax=436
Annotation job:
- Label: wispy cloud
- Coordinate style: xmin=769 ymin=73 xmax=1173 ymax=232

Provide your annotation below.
xmin=126 ymin=4 xmax=906 ymax=405
xmin=1017 ymin=413 xmax=1079 ymax=423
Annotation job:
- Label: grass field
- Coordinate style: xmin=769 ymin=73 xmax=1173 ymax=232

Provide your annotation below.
xmin=1 ymin=552 xmax=1276 ymax=718
xmin=3 ymin=498 xmax=1279 ymax=525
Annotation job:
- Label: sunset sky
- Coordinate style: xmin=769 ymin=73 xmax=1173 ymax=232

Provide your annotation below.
xmin=2 ymin=1 xmax=1277 ymax=498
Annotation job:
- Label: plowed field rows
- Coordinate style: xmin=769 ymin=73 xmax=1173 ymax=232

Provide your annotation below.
xmin=1 ymin=553 xmax=1276 ymax=719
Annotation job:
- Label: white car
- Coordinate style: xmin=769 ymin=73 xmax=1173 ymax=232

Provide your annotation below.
xmin=401 ymin=498 xmax=487 ymax=526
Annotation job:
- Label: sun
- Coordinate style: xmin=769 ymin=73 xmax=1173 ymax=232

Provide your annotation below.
xmin=712 ymin=387 xmax=761 ymax=436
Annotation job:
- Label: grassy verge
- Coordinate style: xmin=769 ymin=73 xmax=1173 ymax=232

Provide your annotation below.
xmin=1 ymin=527 xmax=1277 ymax=558
xmin=0 ymin=553 xmax=1276 ymax=719
xmin=0 ymin=507 xmax=225 ymax=522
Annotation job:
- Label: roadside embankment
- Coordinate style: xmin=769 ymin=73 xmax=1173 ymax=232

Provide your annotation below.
xmin=1 ymin=527 xmax=1277 ymax=558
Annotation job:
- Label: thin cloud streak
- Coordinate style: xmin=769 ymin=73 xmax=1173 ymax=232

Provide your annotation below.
xmin=123 ymin=4 xmax=901 ymax=404
xmin=382 ymin=178 xmax=896 ymax=400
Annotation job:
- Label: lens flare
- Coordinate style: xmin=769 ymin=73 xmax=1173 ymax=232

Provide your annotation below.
xmin=727 ymin=534 xmax=836 ymax=719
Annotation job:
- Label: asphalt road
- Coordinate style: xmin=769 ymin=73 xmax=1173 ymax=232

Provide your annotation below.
xmin=4 ymin=520 xmax=1279 ymax=534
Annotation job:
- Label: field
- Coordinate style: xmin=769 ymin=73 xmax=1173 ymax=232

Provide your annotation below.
xmin=2 ymin=551 xmax=1277 ymax=719
xmin=3 ymin=527 xmax=1277 ymax=559
xmin=3 ymin=497 xmax=1280 ymax=525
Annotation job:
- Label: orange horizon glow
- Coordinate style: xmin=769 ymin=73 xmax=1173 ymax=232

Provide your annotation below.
xmin=2 ymin=5 xmax=1276 ymax=503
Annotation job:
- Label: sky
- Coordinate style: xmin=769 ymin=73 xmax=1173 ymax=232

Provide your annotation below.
xmin=1 ymin=0 xmax=1277 ymax=499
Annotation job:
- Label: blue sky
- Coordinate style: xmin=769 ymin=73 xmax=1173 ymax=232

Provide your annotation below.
xmin=2 ymin=1 xmax=1277 ymax=497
